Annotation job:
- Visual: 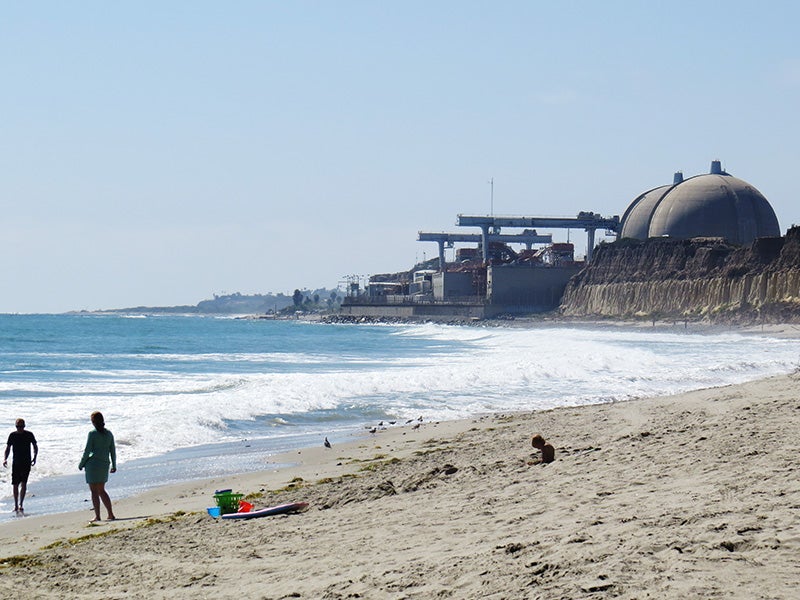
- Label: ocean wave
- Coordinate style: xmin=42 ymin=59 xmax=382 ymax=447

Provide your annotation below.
xmin=3 ymin=318 xmax=800 ymax=488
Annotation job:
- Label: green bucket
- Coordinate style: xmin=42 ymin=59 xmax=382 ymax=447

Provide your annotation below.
xmin=213 ymin=490 xmax=244 ymax=515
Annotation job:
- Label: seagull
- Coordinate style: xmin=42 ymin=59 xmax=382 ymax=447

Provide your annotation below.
xmin=324 ymin=437 xmax=332 ymax=448
xmin=369 ymin=427 xmax=377 ymax=434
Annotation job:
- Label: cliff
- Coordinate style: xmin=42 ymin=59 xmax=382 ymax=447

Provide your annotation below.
xmin=560 ymin=226 xmax=800 ymax=323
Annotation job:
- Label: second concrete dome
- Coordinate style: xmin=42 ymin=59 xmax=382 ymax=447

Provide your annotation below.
xmin=619 ymin=161 xmax=780 ymax=245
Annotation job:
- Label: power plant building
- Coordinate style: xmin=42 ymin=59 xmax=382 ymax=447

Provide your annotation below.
xmin=619 ymin=160 xmax=780 ymax=244
xmin=341 ymin=160 xmax=784 ymax=319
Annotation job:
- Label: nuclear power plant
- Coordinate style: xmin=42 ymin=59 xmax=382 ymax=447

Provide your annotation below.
xmin=340 ymin=160 xmax=784 ymax=320
xmin=619 ymin=160 xmax=780 ymax=244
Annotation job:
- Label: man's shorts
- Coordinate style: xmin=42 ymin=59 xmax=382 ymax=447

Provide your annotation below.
xmin=11 ymin=462 xmax=31 ymax=486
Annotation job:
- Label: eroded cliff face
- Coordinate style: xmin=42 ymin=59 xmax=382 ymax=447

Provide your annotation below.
xmin=560 ymin=226 xmax=800 ymax=322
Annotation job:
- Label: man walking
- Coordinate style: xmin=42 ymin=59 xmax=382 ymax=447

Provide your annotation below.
xmin=3 ymin=418 xmax=38 ymax=513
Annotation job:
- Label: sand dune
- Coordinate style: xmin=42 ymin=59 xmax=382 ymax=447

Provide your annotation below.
xmin=1 ymin=371 xmax=799 ymax=599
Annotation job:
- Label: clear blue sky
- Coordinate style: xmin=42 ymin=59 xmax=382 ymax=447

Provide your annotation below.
xmin=2 ymin=1 xmax=799 ymax=313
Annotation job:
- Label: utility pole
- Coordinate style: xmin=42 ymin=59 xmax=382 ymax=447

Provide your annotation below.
xmin=488 ymin=177 xmax=494 ymax=216
xmin=489 ymin=177 xmax=498 ymax=234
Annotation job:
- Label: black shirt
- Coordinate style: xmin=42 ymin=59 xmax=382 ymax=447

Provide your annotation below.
xmin=6 ymin=430 xmax=36 ymax=463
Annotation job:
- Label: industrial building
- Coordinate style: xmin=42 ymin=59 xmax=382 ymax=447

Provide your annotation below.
xmin=340 ymin=160 xmax=782 ymax=319
xmin=341 ymin=212 xmax=618 ymax=319
xmin=619 ymin=160 xmax=780 ymax=244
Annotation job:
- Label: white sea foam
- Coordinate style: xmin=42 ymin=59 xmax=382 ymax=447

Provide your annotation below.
xmin=2 ymin=322 xmax=799 ymax=490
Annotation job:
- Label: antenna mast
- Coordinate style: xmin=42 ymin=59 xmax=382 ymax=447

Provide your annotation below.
xmin=489 ymin=177 xmax=494 ymax=216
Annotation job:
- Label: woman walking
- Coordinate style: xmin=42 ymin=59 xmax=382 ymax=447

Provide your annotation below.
xmin=78 ymin=411 xmax=117 ymax=521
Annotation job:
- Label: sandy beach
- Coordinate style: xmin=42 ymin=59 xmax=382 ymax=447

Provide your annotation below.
xmin=1 ymin=369 xmax=799 ymax=599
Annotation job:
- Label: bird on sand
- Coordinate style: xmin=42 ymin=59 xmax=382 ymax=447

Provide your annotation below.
xmin=324 ymin=437 xmax=332 ymax=448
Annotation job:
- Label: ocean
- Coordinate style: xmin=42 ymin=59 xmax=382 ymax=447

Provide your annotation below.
xmin=1 ymin=313 xmax=799 ymax=521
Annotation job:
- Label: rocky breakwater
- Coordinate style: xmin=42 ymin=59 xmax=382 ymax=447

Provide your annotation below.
xmin=560 ymin=226 xmax=800 ymax=323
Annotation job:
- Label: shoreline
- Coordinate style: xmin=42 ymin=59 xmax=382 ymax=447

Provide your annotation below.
xmin=0 ymin=413 xmax=477 ymax=556
xmin=0 ymin=425 xmax=365 ymax=526
xmin=8 ymin=316 xmax=797 ymax=526
xmin=2 ymin=369 xmax=799 ymax=597
xmin=3 ymin=318 xmax=797 ymax=527
xmin=322 ymin=312 xmax=800 ymax=336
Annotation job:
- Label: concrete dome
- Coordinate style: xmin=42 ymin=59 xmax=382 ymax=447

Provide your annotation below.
xmin=619 ymin=183 xmax=672 ymax=240
xmin=619 ymin=161 xmax=780 ymax=245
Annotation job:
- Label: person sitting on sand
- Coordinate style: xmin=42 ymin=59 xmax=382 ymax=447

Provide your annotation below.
xmin=531 ymin=434 xmax=555 ymax=464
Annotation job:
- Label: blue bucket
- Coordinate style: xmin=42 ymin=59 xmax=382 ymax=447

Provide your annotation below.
xmin=206 ymin=506 xmax=221 ymax=518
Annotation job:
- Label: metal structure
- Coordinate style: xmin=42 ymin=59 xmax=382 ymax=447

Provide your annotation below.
xmin=417 ymin=230 xmax=552 ymax=271
xmin=456 ymin=212 xmax=620 ymax=262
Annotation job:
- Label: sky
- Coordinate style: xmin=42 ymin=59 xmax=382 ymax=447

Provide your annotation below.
xmin=2 ymin=1 xmax=799 ymax=313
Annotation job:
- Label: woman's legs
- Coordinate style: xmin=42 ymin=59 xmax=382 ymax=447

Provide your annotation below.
xmin=98 ymin=483 xmax=115 ymax=520
xmin=88 ymin=482 xmax=116 ymax=521
xmin=88 ymin=483 xmax=102 ymax=521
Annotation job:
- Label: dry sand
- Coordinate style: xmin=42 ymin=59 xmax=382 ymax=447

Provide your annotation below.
xmin=1 ymin=371 xmax=799 ymax=599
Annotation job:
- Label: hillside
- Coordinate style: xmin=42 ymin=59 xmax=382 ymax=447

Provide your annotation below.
xmin=560 ymin=226 xmax=800 ymax=323
xmin=97 ymin=289 xmax=342 ymax=315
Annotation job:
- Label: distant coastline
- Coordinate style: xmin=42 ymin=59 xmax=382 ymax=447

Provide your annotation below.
xmin=68 ymin=288 xmax=343 ymax=317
